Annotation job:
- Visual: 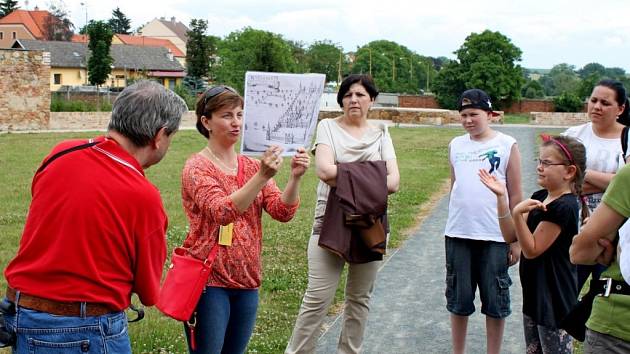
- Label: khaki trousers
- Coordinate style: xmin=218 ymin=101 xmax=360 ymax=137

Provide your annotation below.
xmin=285 ymin=234 xmax=381 ymax=354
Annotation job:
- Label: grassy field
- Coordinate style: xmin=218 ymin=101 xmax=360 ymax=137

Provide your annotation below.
xmin=503 ymin=114 xmax=531 ymax=124
xmin=0 ymin=126 xmax=461 ymax=353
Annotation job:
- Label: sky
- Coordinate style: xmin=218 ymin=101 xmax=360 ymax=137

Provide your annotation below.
xmin=19 ymin=0 xmax=630 ymax=71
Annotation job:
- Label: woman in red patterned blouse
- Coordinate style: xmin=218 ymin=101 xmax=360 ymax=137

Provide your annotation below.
xmin=180 ymin=85 xmax=310 ymax=354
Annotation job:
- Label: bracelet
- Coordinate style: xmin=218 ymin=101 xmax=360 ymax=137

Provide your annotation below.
xmin=498 ymin=211 xmax=511 ymax=219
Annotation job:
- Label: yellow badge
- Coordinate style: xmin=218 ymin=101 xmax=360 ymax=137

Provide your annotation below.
xmin=218 ymin=223 xmax=234 ymax=246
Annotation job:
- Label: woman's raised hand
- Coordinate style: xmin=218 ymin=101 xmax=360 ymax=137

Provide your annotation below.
xmin=259 ymin=145 xmax=284 ymax=179
xmin=478 ymin=169 xmax=506 ymax=197
xmin=290 ymin=147 xmax=310 ymax=178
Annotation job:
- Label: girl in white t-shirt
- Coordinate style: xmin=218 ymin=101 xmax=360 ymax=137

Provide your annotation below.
xmin=563 ymin=79 xmax=630 ymax=288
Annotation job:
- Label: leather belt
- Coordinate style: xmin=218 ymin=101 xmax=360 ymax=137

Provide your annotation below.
xmin=5 ymin=287 xmax=114 ymax=317
xmin=594 ymin=278 xmax=630 ymax=297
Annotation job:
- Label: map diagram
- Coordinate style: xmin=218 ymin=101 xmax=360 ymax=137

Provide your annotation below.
xmin=240 ymin=71 xmax=325 ymax=156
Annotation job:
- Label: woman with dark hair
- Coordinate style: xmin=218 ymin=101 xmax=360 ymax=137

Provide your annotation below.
xmin=563 ymin=79 xmax=630 ymax=287
xmin=285 ymin=74 xmax=400 ymax=354
xmin=180 ymin=85 xmax=310 ymax=353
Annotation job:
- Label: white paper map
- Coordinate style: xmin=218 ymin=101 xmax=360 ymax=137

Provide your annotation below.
xmin=240 ymin=71 xmax=325 ymax=156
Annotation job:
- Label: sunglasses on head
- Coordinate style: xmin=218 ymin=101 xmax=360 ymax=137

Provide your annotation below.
xmin=202 ymin=85 xmax=237 ymax=106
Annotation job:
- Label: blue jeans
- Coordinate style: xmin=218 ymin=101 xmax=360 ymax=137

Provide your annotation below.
xmin=3 ymin=299 xmax=130 ymax=354
xmin=185 ymin=286 xmax=259 ymax=354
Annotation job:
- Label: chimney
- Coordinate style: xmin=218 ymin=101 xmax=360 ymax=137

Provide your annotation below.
xmin=171 ymin=17 xmax=176 ymax=24
xmin=166 ymin=50 xmax=173 ymax=61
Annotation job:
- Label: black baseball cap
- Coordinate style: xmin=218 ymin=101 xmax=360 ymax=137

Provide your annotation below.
xmin=457 ymin=89 xmax=499 ymax=116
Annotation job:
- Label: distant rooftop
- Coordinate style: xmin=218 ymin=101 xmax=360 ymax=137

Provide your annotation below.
xmin=12 ymin=39 xmax=184 ymax=71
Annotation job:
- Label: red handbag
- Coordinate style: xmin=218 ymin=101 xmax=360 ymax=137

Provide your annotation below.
xmin=156 ymin=244 xmax=219 ymax=321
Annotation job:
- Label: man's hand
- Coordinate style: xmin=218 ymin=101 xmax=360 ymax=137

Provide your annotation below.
xmin=508 ymin=242 xmax=521 ymax=266
xmin=596 ymin=238 xmax=615 ymax=266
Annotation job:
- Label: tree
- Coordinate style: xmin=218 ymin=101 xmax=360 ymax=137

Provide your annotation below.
xmin=352 ymin=40 xmax=432 ymax=94
xmin=287 ymin=40 xmax=308 ymax=73
xmin=108 ymin=7 xmax=131 ymax=35
xmin=206 ymin=34 xmax=220 ymax=81
xmin=0 ymin=0 xmax=18 ymax=18
xmin=433 ymin=30 xmax=524 ymax=109
xmin=214 ymin=27 xmax=297 ymax=92
xmin=86 ymin=20 xmax=113 ymax=87
xmin=45 ymin=1 xmax=74 ymax=41
xmin=578 ymin=63 xmax=606 ymax=80
xmin=186 ymin=19 xmax=210 ymax=80
xmin=521 ymin=79 xmax=545 ymax=99
xmin=305 ymin=40 xmax=344 ymax=83
xmin=432 ymin=61 xmax=465 ymax=108
xmin=542 ymin=63 xmax=580 ymax=96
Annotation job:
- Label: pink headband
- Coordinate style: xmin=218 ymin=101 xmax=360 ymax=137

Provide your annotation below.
xmin=540 ymin=134 xmax=574 ymax=164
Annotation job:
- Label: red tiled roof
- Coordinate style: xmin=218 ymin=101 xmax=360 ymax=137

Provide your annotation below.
xmin=115 ymin=34 xmax=184 ymax=57
xmin=0 ymin=9 xmax=51 ymax=39
xmin=71 ymin=34 xmax=88 ymax=43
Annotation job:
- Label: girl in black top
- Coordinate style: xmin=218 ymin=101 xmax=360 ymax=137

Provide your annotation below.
xmin=479 ymin=135 xmax=587 ymax=353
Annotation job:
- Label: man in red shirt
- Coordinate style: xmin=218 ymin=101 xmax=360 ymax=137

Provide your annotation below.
xmin=1 ymin=80 xmax=187 ymax=353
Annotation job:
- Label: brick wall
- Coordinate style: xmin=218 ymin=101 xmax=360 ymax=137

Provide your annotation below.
xmin=399 ymin=95 xmax=440 ymax=109
xmin=503 ymin=99 xmax=555 ymax=114
xmin=0 ymin=49 xmax=50 ymax=131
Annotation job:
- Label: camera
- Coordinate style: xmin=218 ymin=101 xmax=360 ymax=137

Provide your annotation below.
xmin=0 ymin=298 xmax=16 ymax=348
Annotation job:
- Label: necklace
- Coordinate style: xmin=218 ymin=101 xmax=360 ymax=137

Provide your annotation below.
xmin=204 ymin=146 xmax=237 ymax=173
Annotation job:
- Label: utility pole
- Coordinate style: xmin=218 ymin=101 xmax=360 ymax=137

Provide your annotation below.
xmin=80 ymin=2 xmax=88 ymax=28
xmin=426 ymin=61 xmax=430 ymax=93
xmin=337 ymin=51 xmax=343 ymax=88
xmin=368 ymin=47 xmax=372 ymax=76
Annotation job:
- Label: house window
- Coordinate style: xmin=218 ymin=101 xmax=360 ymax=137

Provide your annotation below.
xmin=12 ymin=32 xmax=16 ymax=39
xmin=168 ymin=79 xmax=175 ymax=90
xmin=54 ymin=74 xmax=62 ymax=85
xmin=0 ymin=32 xmax=3 ymax=40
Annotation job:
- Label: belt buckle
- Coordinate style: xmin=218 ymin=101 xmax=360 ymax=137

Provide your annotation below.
xmin=600 ymin=277 xmax=613 ymax=297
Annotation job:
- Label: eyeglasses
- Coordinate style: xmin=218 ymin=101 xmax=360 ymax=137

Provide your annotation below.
xmin=202 ymin=85 xmax=237 ymax=106
xmin=536 ymin=159 xmax=569 ymax=168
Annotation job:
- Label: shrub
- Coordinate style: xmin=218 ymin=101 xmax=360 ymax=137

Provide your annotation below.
xmin=173 ymin=84 xmax=197 ymax=110
xmin=50 ymin=96 xmax=113 ymax=112
xmin=553 ymin=92 xmax=584 ymax=112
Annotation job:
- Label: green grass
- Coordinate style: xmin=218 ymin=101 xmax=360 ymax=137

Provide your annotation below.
xmin=503 ymin=114 xmax=531 ymax=124
xmin=0 ymin=126 xmax=461 ymax=353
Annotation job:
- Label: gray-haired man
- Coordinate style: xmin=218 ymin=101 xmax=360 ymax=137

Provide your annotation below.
xmin=2 ymin=80 xmax=187 ymax=353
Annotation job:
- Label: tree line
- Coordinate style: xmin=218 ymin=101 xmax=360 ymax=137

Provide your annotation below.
xmin=3 ymin=0 xmax=627 ymax=112
xmin=185 ymin=22 xmax=629 ymax=112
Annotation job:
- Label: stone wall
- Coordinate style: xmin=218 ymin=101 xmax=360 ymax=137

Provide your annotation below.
xmin=322 ymin=107 xmax=503 ymax=125
xmin=47 ymin=111 xmax=198 ymax=131
xmin=43 ymin=108 xmax=459 ymax=132
xmin=0 ymin=49 xmax=51 ymax=131
xmin=530 ymin=112 xmax=589 ymax=126
xmin=9 ymin=109 xmax=589 ymax=132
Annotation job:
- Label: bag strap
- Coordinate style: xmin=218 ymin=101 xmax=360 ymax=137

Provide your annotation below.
xmin=623 ymin=126 xmax=629 ymax=156
xmin=36 ymin=140 xmax=99 ymax=175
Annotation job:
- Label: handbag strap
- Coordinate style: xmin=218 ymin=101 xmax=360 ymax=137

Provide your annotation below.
xmin=204 ymin=243 xmax=220 ymax=263
xmin=36 ymin=140 xmax=99 ymax=175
